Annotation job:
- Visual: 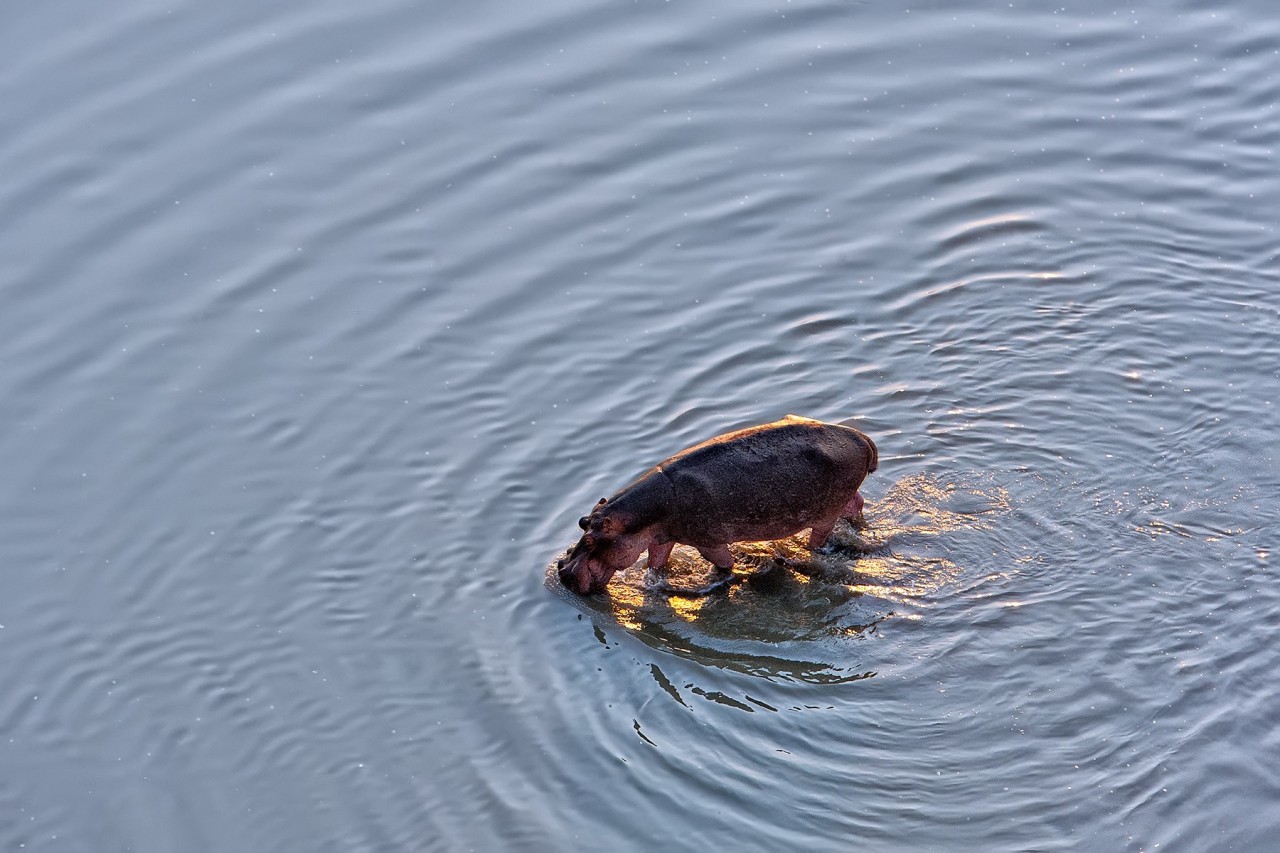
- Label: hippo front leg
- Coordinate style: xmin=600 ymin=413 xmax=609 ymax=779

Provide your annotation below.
xmin=642 ymin=540 xmax=675 ymax=588
xmin=666 ymin=544 xmax=737 ymax=597
xmin=695 ymin=544 xmax=734 ymax=571
xmin=648 ymin=542 xmax=742 ymax=597
xmin=647 ymin=540 xmax=674 ymax=570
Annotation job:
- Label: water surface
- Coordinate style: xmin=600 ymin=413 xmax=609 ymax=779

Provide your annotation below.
xmin=2 ymin=0 xmax=1278 ymax=850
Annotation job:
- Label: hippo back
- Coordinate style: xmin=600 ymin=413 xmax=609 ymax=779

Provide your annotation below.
xmin=657 ymin=416 xmax=874 ymax=546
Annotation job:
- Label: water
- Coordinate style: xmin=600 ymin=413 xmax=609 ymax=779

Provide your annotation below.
xmin=2 ymin=0 xmax=1277 ymax=849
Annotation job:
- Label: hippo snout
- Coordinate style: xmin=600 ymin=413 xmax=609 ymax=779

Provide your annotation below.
xmin=559 ymin=566 xmax=593 ymax=595
xmin=557 ymin=558 xmax=586 ymax=594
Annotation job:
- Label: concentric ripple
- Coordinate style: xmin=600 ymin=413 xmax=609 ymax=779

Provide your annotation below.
xmin=1 ymin=0 xmax=1278 ymax=850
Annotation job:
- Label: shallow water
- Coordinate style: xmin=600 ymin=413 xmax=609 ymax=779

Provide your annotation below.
xmin=2 ymin=0 xmax=1278 ymax=849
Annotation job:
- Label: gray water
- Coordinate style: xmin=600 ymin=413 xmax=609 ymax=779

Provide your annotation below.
xmin=2 ymin=0 xmax=1278 ymax=850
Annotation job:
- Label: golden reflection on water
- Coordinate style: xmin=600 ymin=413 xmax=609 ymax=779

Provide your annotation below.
xmin=664 ymin=589 xmax=710 ymax=623
xmin=583 ymin=472 xmax=1013 ymax=634
xmin=542 ymin=473 xmax=1019 ymax=684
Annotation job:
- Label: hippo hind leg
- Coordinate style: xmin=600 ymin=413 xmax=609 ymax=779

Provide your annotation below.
xmin=810 ymin=490 xmax=866 ymax=551
xmin=808 ymin=491 xmax=871 ymax=557
xmin=841 ymin=490 xmax=866 ymax=523
xmin=808 ymin=520 xmax=837 ymax=550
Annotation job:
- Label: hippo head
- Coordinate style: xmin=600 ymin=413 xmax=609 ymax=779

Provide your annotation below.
xmin=557 ymin=499 xmax=646 ymax=595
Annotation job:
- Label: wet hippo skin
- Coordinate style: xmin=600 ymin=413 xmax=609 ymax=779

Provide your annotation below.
xmin=557 ymin=415 xmax=878 ymax=595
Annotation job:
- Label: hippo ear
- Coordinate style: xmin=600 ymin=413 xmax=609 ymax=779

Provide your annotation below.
xmin=597 ymin=497 xmax=607 ymax=505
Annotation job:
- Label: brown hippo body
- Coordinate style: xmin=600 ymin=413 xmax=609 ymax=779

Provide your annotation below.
xmin=557 ymin=415 xmax=878 ymax=595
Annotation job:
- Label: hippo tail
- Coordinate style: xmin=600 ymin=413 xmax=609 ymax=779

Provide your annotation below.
xmin=861 ymin=432 xmax=879 ymax=473
xmin=837 ymin=418 xmax=878 ymax=473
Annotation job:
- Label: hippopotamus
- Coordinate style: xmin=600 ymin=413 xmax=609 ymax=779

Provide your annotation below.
xmin=557 ymin=415 xmax=878 ymax=595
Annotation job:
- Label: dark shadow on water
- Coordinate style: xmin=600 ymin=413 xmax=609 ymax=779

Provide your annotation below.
xmin=546 ymin=472 xmax=1013 ymax=683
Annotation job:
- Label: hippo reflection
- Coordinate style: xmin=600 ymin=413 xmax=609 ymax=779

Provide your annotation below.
xmin=557 ymin=415 xmax=878 ymax=595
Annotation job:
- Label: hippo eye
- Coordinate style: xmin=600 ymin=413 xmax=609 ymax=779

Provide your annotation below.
xmin=578 ymin=516 xmax=589 ymax=530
